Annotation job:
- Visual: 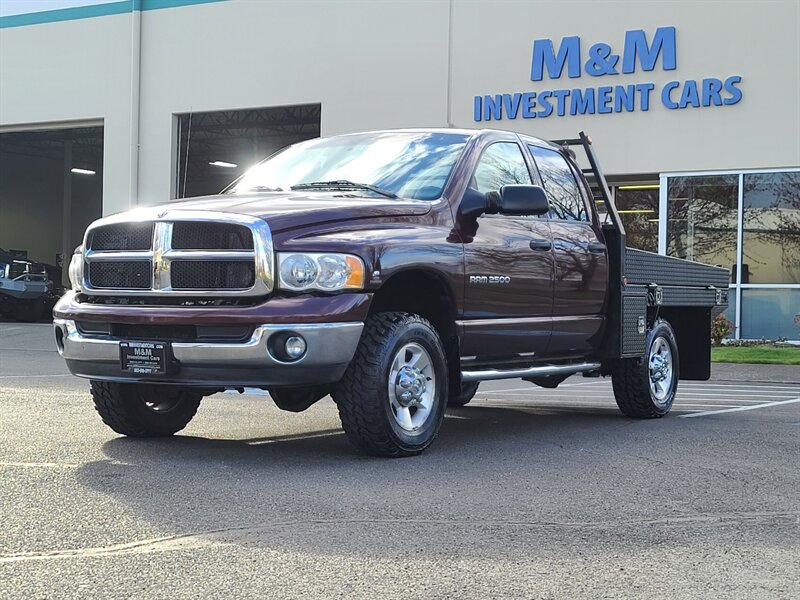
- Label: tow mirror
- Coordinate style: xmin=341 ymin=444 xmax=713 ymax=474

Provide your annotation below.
xmin=496 ymin=185 xmax=549 ymax=216
xmin=459 ymin=185 xmax=550 ymax=218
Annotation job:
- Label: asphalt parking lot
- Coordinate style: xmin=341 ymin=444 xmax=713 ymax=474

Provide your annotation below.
xmin=1 ymin=322 xmax=799 ymax=599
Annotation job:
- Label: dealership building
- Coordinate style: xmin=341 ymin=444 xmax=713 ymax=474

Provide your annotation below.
xmin=1 ymin=0 xmax=798 ymax=339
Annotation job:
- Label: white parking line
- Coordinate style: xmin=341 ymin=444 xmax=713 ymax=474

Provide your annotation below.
xmin=481 ymin=388 xmax=614 ymax=397
xmin=680 ymin=397 xmax=800 ymax=418
xmin=681 ymin=383 xmax=800 ymax=391
xmin=667 ymin=392 xmax=794 ymax=399
xmin=678 ymin=387 xmax=800 ymax=394
xmin=0 ymin=374 xmax=72 ymax=379
xmin=478 ymin=381 xmax=612 ymax=394
xmin=0 ymin=461 xmax=79 ymax=469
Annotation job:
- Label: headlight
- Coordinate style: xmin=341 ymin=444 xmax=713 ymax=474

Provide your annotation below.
xmin=0 ymin=262 xmax=8 ymax=279
xmin=68 ymin=247 xmax=84 ymax=290
xmin=277 ymin=253 xmax=365 ymax=291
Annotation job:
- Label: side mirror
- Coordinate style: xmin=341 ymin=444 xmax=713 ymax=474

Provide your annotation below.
xmin=497 ymin=185 xmax=549 ymax=216
xmin=458 ymin=185 xmax=550 ymax=218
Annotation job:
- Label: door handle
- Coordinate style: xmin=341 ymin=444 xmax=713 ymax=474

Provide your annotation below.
xmin=587 ymin=242 xmax=606 ymax=253
xmin=529 ymin=239 xmax=552 ymax=251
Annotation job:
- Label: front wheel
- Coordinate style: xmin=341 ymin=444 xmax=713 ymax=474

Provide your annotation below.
xmin=333 ymin=312 xmax=448 ymax=457
xmin=611 ymin=318 xmax=679 ymax=418
xmin=90 ymin=381 xmax=202 ymax=436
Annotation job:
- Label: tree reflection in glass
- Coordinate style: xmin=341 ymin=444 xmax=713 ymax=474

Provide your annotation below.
xmin=615 ymin=186 xmax=659 ymax=253
xmin=743 ymin=172 xmax=800 ymax=284
xmin=667 ymin=175 xmax=738 ymax=283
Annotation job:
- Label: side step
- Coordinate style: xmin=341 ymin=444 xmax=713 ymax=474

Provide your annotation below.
xmin=461 ymin=362 xmax=601 ymax=383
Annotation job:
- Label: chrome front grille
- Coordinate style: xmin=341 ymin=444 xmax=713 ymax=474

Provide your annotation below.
xmin=171 ymin=222 xmax=253 ymax=250
xmin=89 ymin=223 xmax=154 ymax=251
xmin=170 ymin=260 xmax=255 ymax=290
xmin=88 ymin=260 xmax=152 ymax=289
xmin=82 ymin=210 xmax=273 ymax=297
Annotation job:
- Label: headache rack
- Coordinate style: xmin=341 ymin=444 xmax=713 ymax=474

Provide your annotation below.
xmin=551 ymin=132 xmax=730 ymax=377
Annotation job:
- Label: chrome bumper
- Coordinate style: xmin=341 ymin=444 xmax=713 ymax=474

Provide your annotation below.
xmin=53 ymin=319 xmax=364 ymax=387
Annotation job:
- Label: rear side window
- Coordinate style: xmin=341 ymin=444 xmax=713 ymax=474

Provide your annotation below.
xmin=473 ymin=142 xmax=532 ymax=194
xmin=528 ymin=145 xmax=588 ymax=222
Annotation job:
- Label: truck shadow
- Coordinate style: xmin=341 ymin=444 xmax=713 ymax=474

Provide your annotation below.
xmin=72 ymin=404 xmax=651 ymax=559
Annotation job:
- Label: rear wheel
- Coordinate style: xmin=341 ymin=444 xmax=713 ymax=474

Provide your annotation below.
xmin=448 ymin=381 xmax=479 ymax=407
xmin=90 ymin=381 xmax=202 ymax=436
xmin=333 ymin=312 xmax=448 ymax=457
xmin=612 ymin=319 xmax=679 ymax=418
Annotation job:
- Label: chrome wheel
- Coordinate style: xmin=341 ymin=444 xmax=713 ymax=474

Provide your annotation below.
xmin=648 ymin=335 xmax=674 ymax=404
xmin=387 ymin=342 xmax=436 ymax=432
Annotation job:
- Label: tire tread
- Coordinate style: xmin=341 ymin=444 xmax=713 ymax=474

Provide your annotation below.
xmin=334 ymin=312 xmax=445 ymax=457
xmin=90 ymin=381 xmax=200 ymax=437
xmin=611 ymin=318 xmax=676 ymax=419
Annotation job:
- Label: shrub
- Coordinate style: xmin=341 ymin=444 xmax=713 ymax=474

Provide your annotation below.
xmin=711 ymin=314 xmax=734 ymax=346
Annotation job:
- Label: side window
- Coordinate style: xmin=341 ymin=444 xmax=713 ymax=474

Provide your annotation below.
xmin=473 ymin=142 xmax=532 ymax=194
xmin=528 ymin=145 xmax=588 ymax=222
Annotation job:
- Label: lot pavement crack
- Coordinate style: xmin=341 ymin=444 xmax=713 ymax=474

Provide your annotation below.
xmin=1 ymin=511 xmax=797 ymax=564
xmin=631 ymin=453 xmax=745 ymax=484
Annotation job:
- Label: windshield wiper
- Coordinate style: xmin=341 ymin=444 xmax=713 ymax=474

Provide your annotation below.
xmin=291 ymin=180 xmax=398 ymax=199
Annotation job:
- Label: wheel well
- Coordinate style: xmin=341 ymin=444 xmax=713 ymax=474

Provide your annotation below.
xmin=369 ymin=270 xmax=460 ymax=391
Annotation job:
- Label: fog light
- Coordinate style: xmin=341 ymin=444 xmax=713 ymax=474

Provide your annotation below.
xmin=284 ymin=335 xmax=307 ymax=359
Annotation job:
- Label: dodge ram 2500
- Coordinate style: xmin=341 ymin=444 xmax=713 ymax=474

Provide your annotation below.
xmin=54 ymin=129 xmax=729 ymax=456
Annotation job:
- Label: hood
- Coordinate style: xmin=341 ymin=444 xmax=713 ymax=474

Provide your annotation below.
xmin=143 ymin=191 xmax=433 ymax=233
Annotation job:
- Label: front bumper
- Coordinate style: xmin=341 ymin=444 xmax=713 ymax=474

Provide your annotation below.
xmin=53 ymin=319 xmax=364 ymax=387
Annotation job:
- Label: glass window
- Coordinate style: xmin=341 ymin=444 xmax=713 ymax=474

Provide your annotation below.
xmin=666 ymin=175 xmax=738 ymax=283
xmin=721 ymin=292 xmax=737 ymax=339
xmin=742 ymin=172 xmax=800 ymax=284
xmin=741 ymin=289 xmax=800 ymax=340
xmin=472 ymin=142 xmax=532 ymax=194
xmin=228 ymin=131 xmax=468 ymax=201
xmin=614 ymin=186 xmax=659 ymax=253
xmin=529 ymin=145 xmax=588 ymax=222
xmin=177 ymin=104 xmax=321 ymax=198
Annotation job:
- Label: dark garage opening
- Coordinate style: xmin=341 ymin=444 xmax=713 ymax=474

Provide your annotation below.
xmin=0 ymin=126 xmax=104 ymax=287
xmin=175 ymin=104 xmax=322 ymax=198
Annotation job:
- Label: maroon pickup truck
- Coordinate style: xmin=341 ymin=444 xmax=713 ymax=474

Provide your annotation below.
xmin=54 ymin=129 xmax=729 ymax=457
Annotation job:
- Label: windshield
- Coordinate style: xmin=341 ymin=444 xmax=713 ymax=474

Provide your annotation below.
xmin=225 ymin=131 xmax=469 ymax=200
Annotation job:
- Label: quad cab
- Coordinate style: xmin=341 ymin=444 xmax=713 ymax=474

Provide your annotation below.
xmin=54 ymin=129 xmax=729 ymax=456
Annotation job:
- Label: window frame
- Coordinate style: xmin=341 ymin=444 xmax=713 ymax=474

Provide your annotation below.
xmin=470 ymin=140 xmax=535 ymax=199
xmin=527 ymin=144 xmax=591 ymax=224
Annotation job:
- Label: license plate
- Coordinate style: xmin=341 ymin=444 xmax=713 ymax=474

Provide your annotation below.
xmin=119 ymin=341 xmax=167 ymax=375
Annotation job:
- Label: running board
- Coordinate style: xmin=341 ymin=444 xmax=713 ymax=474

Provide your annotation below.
xmin=461 ymin=362 xmax=602 ymax=383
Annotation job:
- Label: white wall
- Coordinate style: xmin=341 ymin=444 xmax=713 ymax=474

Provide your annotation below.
xmin=449 ymin=0 xmax=800 ymax=174
xmin=1 ymin=0 xmax=798 ymax=214
xmin=0 ymin=10 xmax=136 ymax=215
xmin=135 ymin=0 xmax=450 ymax=204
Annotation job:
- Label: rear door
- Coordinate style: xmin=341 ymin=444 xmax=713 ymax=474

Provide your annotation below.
xmin=459 ymin=141 xmax=554 ymax=362
xmin=527 ymin=144 xmax=608 ymax=357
